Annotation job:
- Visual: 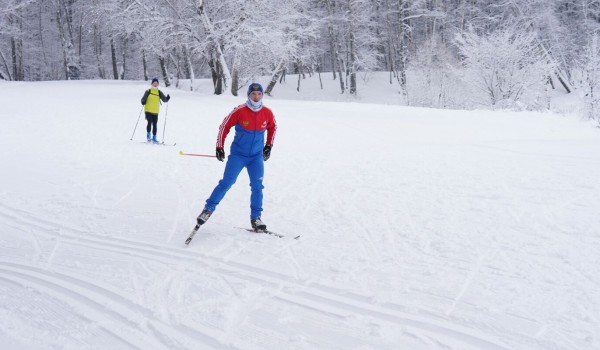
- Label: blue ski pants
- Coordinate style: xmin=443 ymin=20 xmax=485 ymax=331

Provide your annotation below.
xmin=205 ymin=153 xmax=265 ymax=219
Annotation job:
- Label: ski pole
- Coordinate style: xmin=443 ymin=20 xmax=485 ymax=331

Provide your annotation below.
xmin=161 ymin=102 xmax=169 ymax=144
xmin=130 ymin=106 xmax=144 ymax=140
xmin=179 ymin=150 xmax=217 ymax=158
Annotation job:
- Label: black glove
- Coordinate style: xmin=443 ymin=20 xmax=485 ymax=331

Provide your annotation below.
xmin=263 ymin=144 xmax=272 ymax=161
xmin=166 ymin=94 xmax=171 ymax=102
xmin=216 ymin=147 xmax=225 ymax=161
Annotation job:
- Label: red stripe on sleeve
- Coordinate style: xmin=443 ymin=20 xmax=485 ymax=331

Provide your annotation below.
xmin=216 ymin=105 xmax=244 ymax=148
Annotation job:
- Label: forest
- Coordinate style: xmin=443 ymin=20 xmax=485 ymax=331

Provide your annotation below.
xmin=1 ymin=0 xmax=600 ymax=116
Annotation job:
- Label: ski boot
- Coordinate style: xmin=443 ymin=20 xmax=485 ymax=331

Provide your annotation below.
xmin=251 ymin=217 xmax=267 ymax=232
xmin=152 ymin=134 xmax=159 ymax=143
xmin=146 ymin=132 xmax=151 ymax=141
xmin=197 ymin=209 xmax=212 ymax=226
xmin=185 ymin=209 xmax=213 ymax=245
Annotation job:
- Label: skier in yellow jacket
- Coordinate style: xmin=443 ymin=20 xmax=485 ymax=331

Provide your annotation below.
xmin=140 ymin=78 xmax=170 ymax=143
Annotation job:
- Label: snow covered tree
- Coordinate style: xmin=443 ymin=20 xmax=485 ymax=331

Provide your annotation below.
xmin=581 ymin=33 xmax=600 ymax=125
xmin=258 ymin=0 xmax=319 ymax=95
xmin=455 ymin=26 xmax=551 ymax=108
xmin=322 ymin=0 xmax=346 ymax=93
xmin=410 ymin=34 xmax=461 ymax=108
xmin=3 ymin=0 xmax=600 ymax=112
xmin=379 ymin=0 xmax=411 ymax=98
xmin=194 ymin=0 xmax=231 ymax=94
xmin=54 ymin=0 xmax=81 ymax=80
xmin=0 ymin=0 xmax=37 ymax=80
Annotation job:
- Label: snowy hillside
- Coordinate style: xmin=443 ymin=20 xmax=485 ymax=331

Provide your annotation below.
xmin=1 ymin=79 xmax=599 ymax=350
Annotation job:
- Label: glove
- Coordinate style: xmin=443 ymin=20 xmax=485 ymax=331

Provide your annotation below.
xmin=166 ymin=94 xmax=171 ymax=102
xmin=263 ymin=144 xmax=272 ymax=161
xmin=216 ymin=147 xmax=225 ymax=161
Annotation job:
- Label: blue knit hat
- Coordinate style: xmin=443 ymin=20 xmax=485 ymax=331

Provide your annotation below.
xmin=247 ymin=83 xmax=263 ymax=96
xmin=151 ymin=77 xmax=159 ymax=84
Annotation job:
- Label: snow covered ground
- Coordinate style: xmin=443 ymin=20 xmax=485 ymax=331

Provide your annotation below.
xmin=1 ymin=78 xmax=599 ymax=350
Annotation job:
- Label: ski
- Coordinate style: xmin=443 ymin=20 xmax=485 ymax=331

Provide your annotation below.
xmin=184 ymin=224 xmax=201 ymax=245
xmin=187 ymin=225 xmax=300 ymax=245
xmin=141 ymin=141 xmax=176 ymax=146
xmin=235 ymin=227 xmax=300 ymax=240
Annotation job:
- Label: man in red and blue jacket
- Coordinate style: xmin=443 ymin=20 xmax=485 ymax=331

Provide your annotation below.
xmin=197 ymin=83 xmax=277 ymax=231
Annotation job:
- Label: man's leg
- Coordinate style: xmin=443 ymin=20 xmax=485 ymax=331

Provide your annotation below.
xmin=151 ymin=115 xmax=158 ymax=135
xmin=246 ymin=154 xmax=265 ymax=219
xmin=204 ymin=154 xmax=247 ymax=212
xmin=145 ymin=112 xmax=152 ymax=133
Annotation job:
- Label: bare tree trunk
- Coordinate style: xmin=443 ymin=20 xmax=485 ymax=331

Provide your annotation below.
xmin=535 ymin=36 xmax=572 ymax=93
xmin=383 ymin=0 xmax=395 ymax=84
xmin=348 ymin=40 xmax=357 ymax=94
xmin=328 ymin=37 xmax=337 ymax=80
xmin=396 ymin=0 xmax=409 ymax=101
xmin=295 ymin=58 xmax=305 ymax=92
xmin=93 ymin=25 xmax=105 ymax=79
xmin=120 ymin=35 xmax=128 ymax=80
xmin=208 ymin=56 xmax=223 ymax=94
xmin=230 ymin=6 xmax=247 ymax=96
xmin=348 ymin=0 xmax=357 ymax=95
xmin=4 ymin=4 xmax=26 ymax=80
xmin=547 ymin=75 xmax=555 ymax=89
xmin=265 ymin=59 xmax=286 ymax=96
xmin=458 ymin=0 xmax=466 ymax=33
xmin=39 ymin=1 xmax=48 ymax=66
xmin=64 ymin=0 xmax=75 ymax=42
xmin=159 ymin=56 xmax=171 ymax=87
xmin=325 ymin=0 xmax=345 ymax=93
xmin=77 ymin=19 xmax=83 ymax=68
xmin=317 ymin=63 xmax=323 ymax=89
xmin=110 ymin=38 xmax=118 ymax=79
xmin=279 ymin=68 xmax=286 ymax=83
xmin=10 ymin=37 xmax=25 ymax=81
xmin=172 ymin=47 xmax=182 ymax=88
xmin=0 ymin=50 xmax=12 ymax=80
xmin=554 ymin=70 xmax=572 ymax=93
xmin=231 ymin=51 xmax=241 ymax=96
xmin=385 ymin=32 xmax=398 ymax=85
xmin=56 ymin=1 xmax=69 ymax=79
xmin=56 ymin=0 xmax=80 ymax=80
xmin=11 ymin=37 xmax=20 ymax=81
xmin=142 ymin=49 xmax=148 ymax=81
xmin=296 ymin=59 xmax=305 ymax=79
xmin=17 ymin=12 xmax=24 ymax=80
xmin=184 ymin=45 xmax=194 ymax=91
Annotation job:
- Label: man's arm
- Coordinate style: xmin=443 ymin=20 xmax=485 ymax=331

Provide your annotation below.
xmin=140 ymin=90 xmax=149 ymax=105
xmin=216 ymin=105 xmax=243 ymax=148
xmin=266 ymin=112 xmax=277 ymax=146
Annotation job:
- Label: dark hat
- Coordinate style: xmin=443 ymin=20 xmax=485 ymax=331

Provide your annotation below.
xmin=151 ymin=77 xmax=159 ymax=84
xmin=247 ymin=83 xmax=263 ymax=96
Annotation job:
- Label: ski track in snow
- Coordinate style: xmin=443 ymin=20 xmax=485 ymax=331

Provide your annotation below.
xmin=0 ymin=263 xmax=229 ymax=350
xmin=0 ymin=203 xmax=511 ymax=350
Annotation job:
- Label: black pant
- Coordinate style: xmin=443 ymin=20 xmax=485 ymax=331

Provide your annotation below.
xmin=145 ymin=112 xmax=158 ymax=135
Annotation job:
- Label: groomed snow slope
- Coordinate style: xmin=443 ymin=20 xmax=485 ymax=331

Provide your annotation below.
xmin=0 ymin=80 xmax=599 ymax=350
